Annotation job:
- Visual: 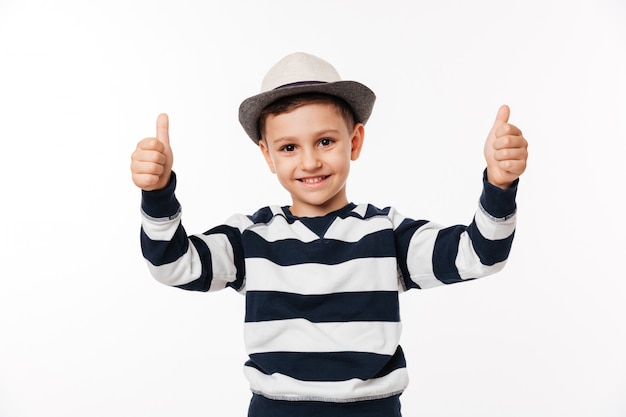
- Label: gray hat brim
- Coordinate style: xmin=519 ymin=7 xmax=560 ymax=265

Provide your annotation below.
xmin=238 ymin=80 xmax=376 ymax=144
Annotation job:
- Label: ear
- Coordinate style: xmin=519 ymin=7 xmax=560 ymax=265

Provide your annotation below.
xmin=350 ymin=123 xmax=365 ymax=161
xmin=258 ymin=139 xmax=277 ymax=174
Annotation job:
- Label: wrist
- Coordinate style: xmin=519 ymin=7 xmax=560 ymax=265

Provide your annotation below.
xmin=141 ymin=171 xmax=180 ymax=219
xmin=481 ymin=169 xmax=518 ymax=219
xmin=486 ymin=167 xmax=514 ymax=189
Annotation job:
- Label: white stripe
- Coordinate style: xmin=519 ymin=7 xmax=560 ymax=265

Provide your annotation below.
xmin=244 ymin=319 xmax=401 ymax=356
xmin=388 ymin=208 xmax=408 ymax=231
xmin=474 ymin=208 xmax=516 ymax=240
xmin=244 ymin=366 xmax=408 ymax=402
xmin=404 ymin=221 xmax=443 ymax=289
xmin=198 ymin=233 xmax=238 ymax=285
xmin=409 ymin=274 xmax=444 ymax=290
xmin=249 ymin=218 xmax=319 ymax=242
xmin=352 ymin=203 xmax=368 ymax=218
xmin=223 ymin=212 xmax=254 ymax=232
xmin=244 ymin=257 xmax=398 ymax=294
xmin=141 ymin=215 xmax=181 ymax=241
xmin=324 ymin=215 xmax=392 ymax=241
xmin=456 ymin=232 xmax=507 ymax=279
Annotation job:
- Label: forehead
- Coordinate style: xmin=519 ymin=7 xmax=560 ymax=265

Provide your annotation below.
xmin=264 ymin=102 xmax=349 ymax=140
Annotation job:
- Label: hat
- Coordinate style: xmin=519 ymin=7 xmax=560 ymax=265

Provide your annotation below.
xmin=238 ymin=52 xmax=376 ymax=144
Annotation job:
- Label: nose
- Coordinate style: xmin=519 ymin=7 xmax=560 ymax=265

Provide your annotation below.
xmin=300 ymin=148 xmax=322 ymax=171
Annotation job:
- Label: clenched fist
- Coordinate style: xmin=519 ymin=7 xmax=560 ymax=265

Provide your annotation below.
xmin=131 ymin=113 xmax=173 ymax=191
xmin=484 ymin=105 xmax=528 ymax=189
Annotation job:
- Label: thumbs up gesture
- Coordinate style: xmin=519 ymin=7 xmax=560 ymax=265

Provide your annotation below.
xmin=131 ymin=113 xmax=174 ymax=191
xmin=484 ymin=105 xmax=528 ymax=189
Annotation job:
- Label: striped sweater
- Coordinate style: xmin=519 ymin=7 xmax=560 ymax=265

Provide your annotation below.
xmin=139 ymin=171 xmax=518 ymax=413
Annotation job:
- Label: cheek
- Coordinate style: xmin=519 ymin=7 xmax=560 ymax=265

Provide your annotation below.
xmin=271 ymin=159 xmax=294 ymax=177
xmin=329 ymin=150 xmax=352 ymax=171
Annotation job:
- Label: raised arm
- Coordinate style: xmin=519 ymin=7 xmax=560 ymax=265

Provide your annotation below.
xmin=397 ymin=106 xmax=527 ymax=290
xmin=131 ymin=114 xmax=245 ymax=293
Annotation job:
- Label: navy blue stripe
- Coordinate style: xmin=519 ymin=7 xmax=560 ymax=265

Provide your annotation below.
xmin=248 ymin=393 xmax=402 ymax=417
xmin=245 ymin=291 xmax=399 ymax=323
xmin=363 ymin=204 xmax=392 ymax=219
xmin=246 ymin=346 xmax=406 ymax=382
xmin=140 ymin=172 xmax=180 ymax=219
xmin=140 ymin=224 xmax=189 ymax=266
xmin=467 ymin=222 xmax=515 ymax=266
xmin=247 ymin=206 xmax=276 ymax=224
xmin=280 ymin=204 xmax=358 ymax=237
xmin=175 ymin=235 xmax=213 ymax=292
xmin=432 ymin=225 xmax=465 ymax=284
xmin=203 ymin=225 xmax=246 ymax=291
xmin=243 ymin=229 xmax=396 ymax=266
xmin=480 ymin=169 xmax=518 ymax=219
xmin=394 ymin=218 xmax=429 ymax=290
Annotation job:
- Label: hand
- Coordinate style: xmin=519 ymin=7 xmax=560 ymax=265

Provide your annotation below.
xmin=131 ymin=113 xmax=173 ymax=191
xmin=484 ymin=105 xmax=528 ymax=188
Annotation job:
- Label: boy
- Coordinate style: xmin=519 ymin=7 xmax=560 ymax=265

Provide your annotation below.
xmin=131 ymin=52 xmax=528 ymax=416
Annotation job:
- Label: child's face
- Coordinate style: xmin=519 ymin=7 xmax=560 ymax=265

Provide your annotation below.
xmin=259 ymin=102 xmax=364 ymax=217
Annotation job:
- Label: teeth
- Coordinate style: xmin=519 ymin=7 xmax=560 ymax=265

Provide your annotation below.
xmin=301 ymin=176 xmax=326 ymax=184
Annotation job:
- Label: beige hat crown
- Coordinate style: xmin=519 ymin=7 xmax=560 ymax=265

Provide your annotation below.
xmin=260 ymin=52 xmax=342 ymax=91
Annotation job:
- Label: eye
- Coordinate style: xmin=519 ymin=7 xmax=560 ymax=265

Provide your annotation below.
xmin=319 ymin=138 xmax=333 ymax=147
xmin=280 ymin=144 xmax=296 ymax=152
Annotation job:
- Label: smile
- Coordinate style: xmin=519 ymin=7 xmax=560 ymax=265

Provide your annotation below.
xmin=298 ymin=175 xmax=329 ymax=184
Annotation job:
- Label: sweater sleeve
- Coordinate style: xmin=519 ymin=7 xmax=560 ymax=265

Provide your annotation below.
xmin=139 ymin=172 xmax=246 ymax=292
xmin=397 ymin=170 xmax=518 ymax=290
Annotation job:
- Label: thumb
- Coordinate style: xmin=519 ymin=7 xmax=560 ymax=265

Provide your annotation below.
xmin=493 ymin=104 xmax=510 ymax=128
xmin=156 ymin=113 xmax=170 ymax=145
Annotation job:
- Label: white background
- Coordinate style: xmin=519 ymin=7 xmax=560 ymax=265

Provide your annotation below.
xmin=1 ymin=0 xmax=625 ymax=416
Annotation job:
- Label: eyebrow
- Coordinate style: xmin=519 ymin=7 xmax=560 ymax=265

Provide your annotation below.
xmin=269 ymin=129 xmax=343 ymax=144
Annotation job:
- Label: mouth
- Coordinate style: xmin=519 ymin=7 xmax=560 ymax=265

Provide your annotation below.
xmin=298 ymin=175 xmax=330 ymax=185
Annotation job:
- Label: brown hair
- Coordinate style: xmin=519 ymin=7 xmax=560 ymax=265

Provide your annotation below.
xmin=258 ymin=93 xmax=356 ymax=140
